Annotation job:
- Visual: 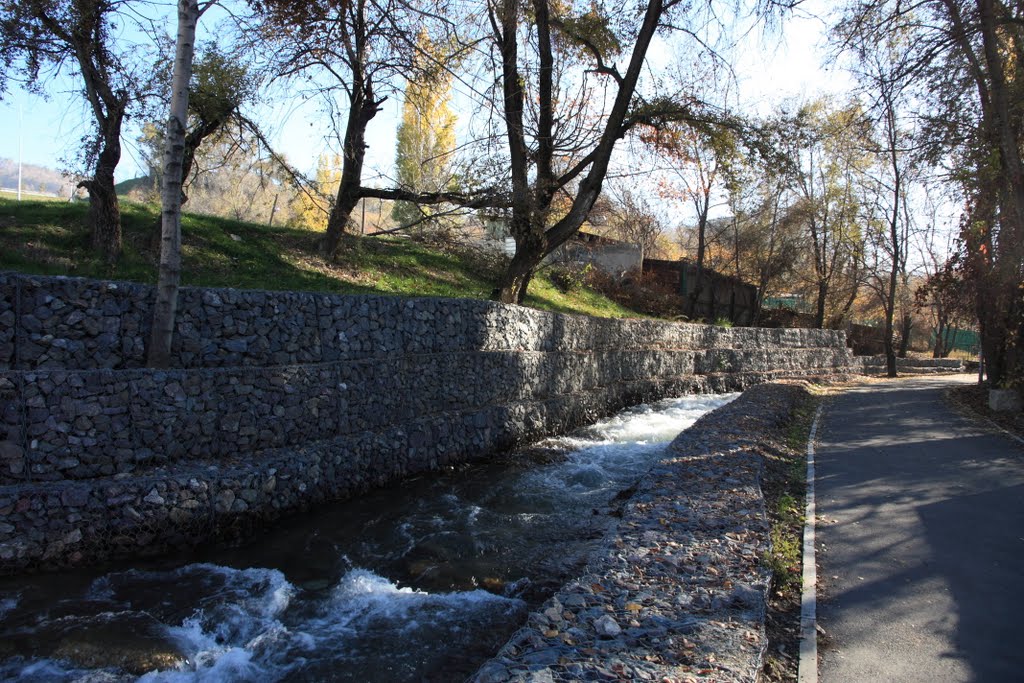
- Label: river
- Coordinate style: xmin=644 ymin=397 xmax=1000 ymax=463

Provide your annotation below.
xmin=0 ymin=392 xmax=737 ymax=682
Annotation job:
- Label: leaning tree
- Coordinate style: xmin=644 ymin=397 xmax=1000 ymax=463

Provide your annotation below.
xmin=0 ymin=0 xmax=152 ymax=264
xmin=480 ymin=0 xmax=795 ymax=304
xmin=260 ymin=0 xmax=495 ymax=258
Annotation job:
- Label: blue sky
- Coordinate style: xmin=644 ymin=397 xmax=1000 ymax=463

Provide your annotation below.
xmin=0 ymin=0 xmax=844 ymax=186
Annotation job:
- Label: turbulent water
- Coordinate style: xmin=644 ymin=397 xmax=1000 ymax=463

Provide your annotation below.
xmin=0 ymin=392 xmax=736 ymax=682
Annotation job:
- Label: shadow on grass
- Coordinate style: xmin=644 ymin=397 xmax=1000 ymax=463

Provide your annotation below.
xmin=0 ymin=197 xmax=643 ymax=318
xmin=0 ymin=198 xmax=497 ymax=299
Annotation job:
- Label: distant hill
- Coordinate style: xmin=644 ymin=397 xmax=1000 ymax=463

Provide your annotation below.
xmin=115 ymin=174 xmax=156 ymax=196
xmin=0 ymin=158 xmax=75 ymax=197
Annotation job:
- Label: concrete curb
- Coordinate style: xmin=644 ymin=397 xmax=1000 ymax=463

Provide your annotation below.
xmin=798 ymin=405 xmax=823 ymax=683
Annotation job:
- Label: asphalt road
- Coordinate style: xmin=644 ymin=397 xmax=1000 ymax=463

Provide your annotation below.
xmin=816 ymin=375 xmax=1024 ymax=683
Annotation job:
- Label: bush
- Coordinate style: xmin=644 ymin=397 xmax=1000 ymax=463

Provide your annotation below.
xmin=586 ymin=268 xmax=687 ymax=319
xmin=549 ymin=262 xmax=593 ymax=292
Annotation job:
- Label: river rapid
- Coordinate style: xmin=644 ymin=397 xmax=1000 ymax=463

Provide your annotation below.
xmin=0 ymin=392 xmax=737 ymax=682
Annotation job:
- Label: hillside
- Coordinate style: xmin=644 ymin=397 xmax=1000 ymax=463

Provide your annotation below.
xmin=0 ymin=158 xmax=75 ymax=197
xmin=0 ymin=196 xmax=642 ymax=319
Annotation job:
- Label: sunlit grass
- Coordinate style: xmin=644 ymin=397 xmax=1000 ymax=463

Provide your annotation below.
xmin=0 ymin=196 xmax=644 ymax=319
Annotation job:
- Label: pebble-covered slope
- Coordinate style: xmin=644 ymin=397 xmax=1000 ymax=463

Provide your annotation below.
xmin=473 ymin=382 xmax=808 ymax=683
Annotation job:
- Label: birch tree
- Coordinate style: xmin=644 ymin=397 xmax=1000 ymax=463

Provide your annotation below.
xmin=148 ymin=0 xmax=219 ymax=368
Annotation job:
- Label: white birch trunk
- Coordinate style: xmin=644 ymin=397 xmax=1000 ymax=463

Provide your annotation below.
xmin=148 ymin=0 xmax=203 ymax=368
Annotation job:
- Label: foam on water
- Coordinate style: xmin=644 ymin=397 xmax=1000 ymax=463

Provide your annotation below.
xmin=0 ymin=391 xmax=736 ymax=682
xmin=523 ymin=393 xmax=739 ymax=496
xmin=573 ymin=392 xmax=739 ymax=445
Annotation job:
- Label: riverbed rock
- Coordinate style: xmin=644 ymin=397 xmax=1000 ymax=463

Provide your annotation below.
xmin=50 ymin=612 xmax=188 ymax=675
xmin=593 ymin=614 xmax=622 ymax=637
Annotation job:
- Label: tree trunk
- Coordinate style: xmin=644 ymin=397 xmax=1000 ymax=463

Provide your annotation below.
xmin=322 ymin=15 xmax=383 ymax=260
xmin=686 ymin=272 xmax=704 ymax=320
xmin=898 ymin=313 xmax=912 ymax=358
xmin=976 ymin=0 xmax=1024 ymax=388
xmin=686 ymin=202 xmax=709 ymax=320
xmin=814 ymin=280 xmax=828 ymax=329
xmin=493 ymin=242 xmax=542 ymax=304
xmin=324 ymin=180 xmax=363 ymax=258
xmin=933 ymin=307 xmax=948 ymax=359
xmin=84 ymin=169 xmax=121 ymax=265
xmin=148 ymin=0 xmax=202 ymax=369
xmin=883 ymin=253 xmax=899 ymax=378
xmin=81 ymin=118 xmax=124 ymax=264
xmin=489 ymin=0 xmax=667 ymax=303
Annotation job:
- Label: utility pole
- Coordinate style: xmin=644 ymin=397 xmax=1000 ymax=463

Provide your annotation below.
xmin=17 ymin=101 xmax=23 ymax=201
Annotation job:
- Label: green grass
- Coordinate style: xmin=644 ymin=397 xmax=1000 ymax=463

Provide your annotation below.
xmin=0 ymin=189 xmax=65 ymax=202
xmin=761 ymin=392 xmax=820 ymax=592
xmin=0 ymin=196 xmax=643 ymax=318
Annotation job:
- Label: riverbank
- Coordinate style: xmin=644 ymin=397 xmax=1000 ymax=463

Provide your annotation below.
xmin=473 ymin=381 xmax=818 ymax=683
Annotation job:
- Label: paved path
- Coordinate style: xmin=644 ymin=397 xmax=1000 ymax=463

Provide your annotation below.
xmin=816 ymin=375 xmax=1024 ymax=682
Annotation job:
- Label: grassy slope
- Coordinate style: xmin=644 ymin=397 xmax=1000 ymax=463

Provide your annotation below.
xmin=0 ymin=197 xmax=641 ymax=319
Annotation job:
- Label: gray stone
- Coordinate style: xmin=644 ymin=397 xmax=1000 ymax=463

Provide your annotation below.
xmin=61 ymin=488 xmax=91 ymax=507
xmin=593 ymin=614 xmax=622 ymax=637
xmin=989 ymin=388 xmax=1022 ymax=412
xmin=143 ymin=489 xmax=165 ymax=505
xmin=474 ymin=663 xmax=509 ymax=683
xmin=0 ymin=441 xmax=23 ymax=461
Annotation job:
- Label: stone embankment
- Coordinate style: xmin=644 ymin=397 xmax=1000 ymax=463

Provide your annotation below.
xmin=858 ymin=356 xmax=964 ymax=375
xmin=0 ymin=273 xmax=854 ymax=574
xmin=473 ymin=382 xmax=809 ymax=683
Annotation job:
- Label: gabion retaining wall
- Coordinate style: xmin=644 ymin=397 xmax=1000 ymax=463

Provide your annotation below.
xmin=0 ymin=273 xmax=854 ymax=574
xmin=858 ymin=355 xmax=965 ymax=375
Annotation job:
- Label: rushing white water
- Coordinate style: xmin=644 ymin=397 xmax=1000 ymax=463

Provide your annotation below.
xmin=0 ymin=392 xmax=737 ymax=682
xmin=1 ymin=564 xmax=526 ymax=682
xmin=523 ymin=392 xmax=738 ymax=498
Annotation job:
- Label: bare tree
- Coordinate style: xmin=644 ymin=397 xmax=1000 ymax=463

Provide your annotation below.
xmin=261 ymin=0 xmax=496 ymax=257
xmin=485 ymin=0 xmax=792 ymax=303
xmin=645 ymin=124 xmax=737 ymax=317
xmin=782 ymin=100 xmax=869 ymax=328
xmin=604 ymin=183 xmax=666 ymax=266
xmin=848 ymin=29 xmax=917 ymax=376
xmin=837 ymin=0 xmax=1024 ymax=392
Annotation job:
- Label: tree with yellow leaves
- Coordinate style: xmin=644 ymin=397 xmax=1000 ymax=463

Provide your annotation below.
xmin=291 ymin=154 xmax=343 ymax=231
xmin=392 ymin=30 xmax=458 ymax=231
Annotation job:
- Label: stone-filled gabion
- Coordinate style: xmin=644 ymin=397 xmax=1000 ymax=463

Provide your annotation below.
xmin=0 ymin=273 xmax=855 ymax=574
xmin=1 ymin=272 xmax=848 ymax=371
xmin=859 ymin=355 xmax=964 ymax=375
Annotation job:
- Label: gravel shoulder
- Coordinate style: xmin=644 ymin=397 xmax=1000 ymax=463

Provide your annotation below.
xmin=472 ymin=382 xmax=821 ymax=683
